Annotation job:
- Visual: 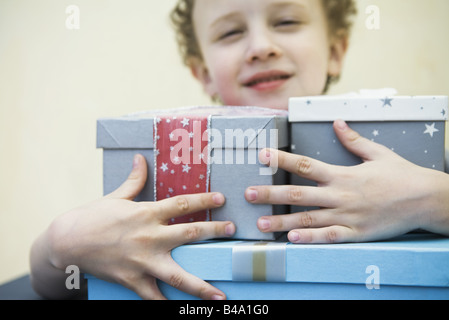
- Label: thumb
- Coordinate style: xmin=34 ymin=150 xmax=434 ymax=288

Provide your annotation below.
xmin=106 ymin=154 xmax=148 ymax=200
xmin=333 ymin=119 xmax=391 ymax=162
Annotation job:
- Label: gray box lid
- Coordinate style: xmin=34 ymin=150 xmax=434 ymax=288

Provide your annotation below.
xmin=97 ymin=107 xmax=289 ymax=149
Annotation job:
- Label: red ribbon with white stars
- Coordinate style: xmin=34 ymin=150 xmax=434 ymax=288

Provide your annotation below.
xmin=154 ymin=115 xmax=211 ymax=224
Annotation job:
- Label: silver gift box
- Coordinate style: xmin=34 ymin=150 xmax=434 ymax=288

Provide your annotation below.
xmin=97 ymin=107 xmax=289 ymax=240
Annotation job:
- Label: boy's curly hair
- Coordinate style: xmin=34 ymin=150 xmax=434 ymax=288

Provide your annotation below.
xmin=170 ymin=0 xmax=357 ymax=92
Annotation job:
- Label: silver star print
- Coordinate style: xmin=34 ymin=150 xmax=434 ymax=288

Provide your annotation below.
xmin=423 ymin=123 xmax=439 ymax=138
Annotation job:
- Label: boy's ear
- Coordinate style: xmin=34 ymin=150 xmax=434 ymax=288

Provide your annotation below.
xmin=189 ymin=58 xmax=217 ymax=98
xmin=327 ymin=34 xmax=349 ymax=78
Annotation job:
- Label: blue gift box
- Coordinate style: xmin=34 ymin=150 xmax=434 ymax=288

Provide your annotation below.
xmin=87 ymin=234 xmax=449 ymax=300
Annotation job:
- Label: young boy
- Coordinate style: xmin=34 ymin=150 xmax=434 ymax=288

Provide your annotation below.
xmin=29 ymin=0 xmax=449 ymax=301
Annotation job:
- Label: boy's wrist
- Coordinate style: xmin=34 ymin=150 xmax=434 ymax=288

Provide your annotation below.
xmin=45 ymin=215 xmax=77 ymax=272
xmin=419 ymin=170 xmax=449 ymax=236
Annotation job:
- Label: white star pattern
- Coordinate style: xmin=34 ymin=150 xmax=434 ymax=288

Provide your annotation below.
xmin=160 ymin=163 xmax=168 ymax=172
xmin=372 ymin=130 xmax=379 ymax=137
xmin=424 ymin=123 xmax=439 ymax=138
xmin=182 ymin=164 xmax=191 ymax=173
xmin=181 ymin=118 xmax=190 ymax=127
xmin=154 ymin=115 xmax=210 ymax=224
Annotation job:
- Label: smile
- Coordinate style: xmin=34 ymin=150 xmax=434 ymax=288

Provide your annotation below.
xmin=243 ymin=71 xmax=292 ymax=91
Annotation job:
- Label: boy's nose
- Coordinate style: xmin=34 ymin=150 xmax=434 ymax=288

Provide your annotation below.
xmin=245 ymin=30 xmax=282 ymax=63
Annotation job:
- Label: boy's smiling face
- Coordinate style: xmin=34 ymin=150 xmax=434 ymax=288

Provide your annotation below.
xmin=191 ymin=0 xmax=347 ymax=110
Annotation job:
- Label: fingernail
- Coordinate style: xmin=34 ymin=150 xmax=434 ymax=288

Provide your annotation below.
xmin=289 ymin=231 xmax=300 ymax=242
xmin=133 ymin=155 xmax=140 ymax=169
xmin=225 ymin=223 xmax=235 ymax=236
xmin=212 ymin=294 xmax=225 ymax=300
xmin=265 ymin=149 xmax=272 ymax=159
xmin=212 ymin=193 xmax=225 ymax=205
xmin=335 ymin=119 xmax=348 ymax=131
xmin=259 ymin=149 xmax=272 ymax=164
xmin=246 ymin=189 xmax=258 ymax=202
xmin=258 ymin=218 xmax=271 ymax=231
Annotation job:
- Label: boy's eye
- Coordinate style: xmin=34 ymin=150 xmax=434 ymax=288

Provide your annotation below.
xmin=274 ymin=19 xmax=301 ymax=29
xmin=218 ymin=29 xmax=244 ymax=41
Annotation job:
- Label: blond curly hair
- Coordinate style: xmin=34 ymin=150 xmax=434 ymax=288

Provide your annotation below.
xmin=170 ymin=0 xmax=357 ymax=92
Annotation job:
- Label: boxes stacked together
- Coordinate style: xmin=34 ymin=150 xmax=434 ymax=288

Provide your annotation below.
xmin=97 ymin=106 xmax=289 ymax=240
xmin=89 ymin=94 xmax=449 ymax=300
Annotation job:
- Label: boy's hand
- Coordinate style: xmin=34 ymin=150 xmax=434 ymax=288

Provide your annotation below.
xmin=48 ymin=154 xmax=235 ymax=300
xmin=246 ymin=120 xmax=449 ymax=244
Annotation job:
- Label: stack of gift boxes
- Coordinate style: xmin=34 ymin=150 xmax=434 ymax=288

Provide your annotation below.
xmin=88 ymin=94 xmax=449 ymax=300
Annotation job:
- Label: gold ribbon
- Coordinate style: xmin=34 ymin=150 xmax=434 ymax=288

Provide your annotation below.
xmin=232 ymin=242 xmax=287 ymax=282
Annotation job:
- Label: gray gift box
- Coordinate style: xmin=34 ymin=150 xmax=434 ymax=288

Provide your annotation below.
xmin=288 ymin=94 xmax=448 ymax=213
xmin=97 ymin=107 xmax=288 ymax=240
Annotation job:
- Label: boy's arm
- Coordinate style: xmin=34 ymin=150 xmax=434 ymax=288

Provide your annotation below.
xmin=29 ymin=154 xmax=235 ymax=300
xmin=30 ymin=231 xmax=87 ymax=300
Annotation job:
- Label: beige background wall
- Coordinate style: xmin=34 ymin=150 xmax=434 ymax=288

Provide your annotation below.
xmin=0 ymin=0 xmax=448 ymax=285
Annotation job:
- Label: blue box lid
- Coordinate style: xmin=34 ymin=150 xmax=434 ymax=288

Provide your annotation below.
xmin=170 ymin=234 xmax=449 ymax=287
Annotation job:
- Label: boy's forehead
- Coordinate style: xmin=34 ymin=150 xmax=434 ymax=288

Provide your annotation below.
xmin=194 ymin=0 xmax=314 ymax=23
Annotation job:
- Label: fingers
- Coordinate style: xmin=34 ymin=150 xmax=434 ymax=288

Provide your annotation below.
xmin=149 ymin=192 xmax=226 ymax=223
xmin=257 ymin=211 xmax=357 ymax=244
xmin=245 ymin=185 xmax=337 ymax=208
xmin=257 ymin=209 xmax=340 ymax=233
xmin=260 ymin=148 xmax=334 ymax=184
xmin=288 ymin=226 xmax=356 ymax=244
xmin=129 ymin=276 xmax=167 ymax=300
xmin=164 ymin=221 xmax=236 ymax=247
xmin=126 ymin=265 xmax=227 ymax=301
xmin=333 ymin=119 xmax=391 ymax=161
xmin=156 ymin=257 xmax=227 ymax=300
xmin=107 ymin=154 xmax=148 ymax=200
